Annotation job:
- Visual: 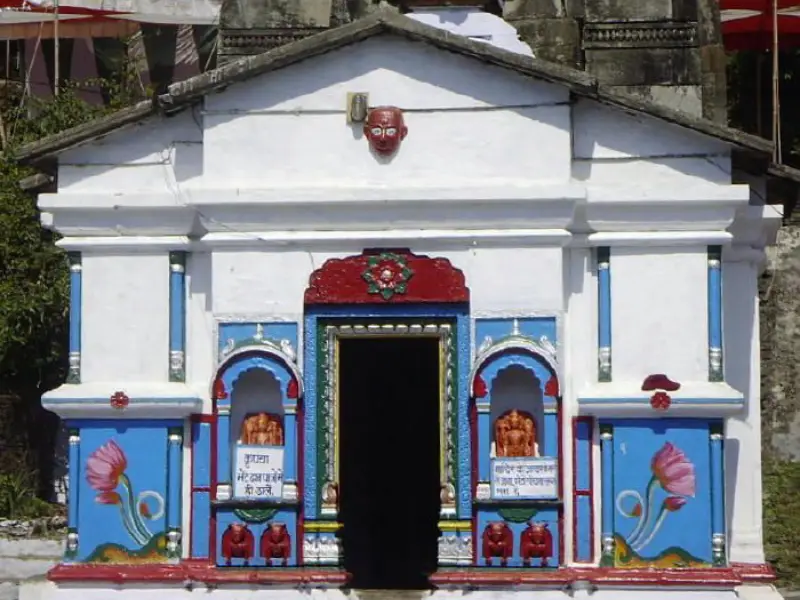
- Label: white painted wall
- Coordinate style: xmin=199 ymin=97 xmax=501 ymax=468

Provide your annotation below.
xmin=609 ymin=247 xmax=709 ymax=383
xmin=81 ymin=253 xmax=170 ymax=382
xmin=39 ymin=23 xmax=778 ymax=587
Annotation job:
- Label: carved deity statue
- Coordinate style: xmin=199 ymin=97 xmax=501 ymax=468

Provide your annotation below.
xmin=482 ymin=522 xmax=513 ymax=566
xmin=520 ymin=521 xmax=553 ymax=567
xmin=240 ymin=412 xmax=284 ymax=446
xmin=494 ymin=409 xmax=539 ymax=457
xmin=260 ymin=522 xmax=291 ymax=565
xmin=221 ymin=523 xmax=255 ymax=565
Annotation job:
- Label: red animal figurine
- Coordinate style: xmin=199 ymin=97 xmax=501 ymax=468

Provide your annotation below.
xmin=520 ymin=521 xmax=553 ymax=567
xmin=482 ymin=522 xmax=513 ymax=566
xmin=260 ymin=522 xmax=291 ymax=566
xmin=221 ymin=523 xmax=254 ymax=566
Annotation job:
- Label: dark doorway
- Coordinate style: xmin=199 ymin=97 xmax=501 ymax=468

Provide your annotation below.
xmin=338 ymin=336 xmax=441 ymax=590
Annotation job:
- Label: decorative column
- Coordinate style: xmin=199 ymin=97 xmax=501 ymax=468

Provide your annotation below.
xmin=708 ymin=246 xmax=723 ymax=381
xmin=600 ymin=425 xmax=614 ymax=565
xmin=597 ymin=247 xmax=612 ymax=382
xmin=67 ymin=253 xmax=82 ymax=384
xmin=216 ymin=405 xmax=232 ymax=499
xmin=475 ymin=386 xmax=491 ymax=499
xmin=710 ymin=424 xmax=726 ymax=565
xmin=283 ymin=403 xmax=298 ymax=501
xmin=66 ymin=430 xmax=80 ymax=560
xmin=167 ymin=428 xmax=183 ymax=559
xmin=169 ymin=252 xmax=187 ymax=382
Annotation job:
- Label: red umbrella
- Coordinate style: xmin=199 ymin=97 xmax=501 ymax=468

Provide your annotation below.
xmin=721 ymin=0 xmax=800 ymax=50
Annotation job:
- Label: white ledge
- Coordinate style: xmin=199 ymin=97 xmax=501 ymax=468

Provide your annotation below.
xmin=586 ymin=184 xmax=751 ymax=204
xmin=42 ymin=382 xmax=204 ymax=419
xmin=578 ymin=381 xmax=745 ymax=417
xmin=38 ymin=183 xmax=588 ymax=209
xmin=56 ymin=236 xmax=192 ymax=252
xmin=196 ymin=228 xmax=574 ymax=248
xmin=587 ymin=231 xmax=733 ymax=247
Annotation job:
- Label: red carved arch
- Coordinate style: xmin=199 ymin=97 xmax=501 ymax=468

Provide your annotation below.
xmin=304 ymin=249 xmax=469 ymax=305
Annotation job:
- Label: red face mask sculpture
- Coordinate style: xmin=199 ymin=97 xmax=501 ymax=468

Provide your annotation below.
xmin=363 ymin=106 xmax=408 ymax=156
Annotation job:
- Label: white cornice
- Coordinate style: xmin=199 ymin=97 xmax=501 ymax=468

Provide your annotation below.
xmin=42 ymin=382 xmax=204 ymax=420
xmin=577 ymin=381 xmax=745 ymax=417
xmin=587 ymin=231 xmax=733 ymax=247
xmin=56 ymin=236 xmax=192 ymax=252
xmin=196 ymin=228 xmax=574 ymax=249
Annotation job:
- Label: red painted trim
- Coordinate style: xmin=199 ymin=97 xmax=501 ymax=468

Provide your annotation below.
xmin=304 ymin=250 xmax=469 ymax=305
xmin=48 ymin=563 xmax=348 ymax=585
xmin=469 ymin=398 xmax=478 ymax=565
xmin=586 ymin=417 xmax=595 ymax=564
xmin=571 ymin=417 xmax=578 ymax=564
xmin=557 ymin=403 xmax=564 ymax=565
xmin=47 ymin=563 xmax=775 ymax=586
xmin=297 ymin=399 xmax=305 ymax=564
xmin=571 ymin=416 xmax=596 ymax=564
xmin=430 ymin=563 xmax=776 ymax=587
xmin=209 ymin=414 xmax=218 ymax=562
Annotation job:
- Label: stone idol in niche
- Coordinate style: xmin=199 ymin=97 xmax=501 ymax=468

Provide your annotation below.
xmin=495 ymin=409 xmax=539 ymax=457
xmin=364 ymin=106 xmax=408 ymax=156
xmin=240 ymin=412 xmax=284 ymax=446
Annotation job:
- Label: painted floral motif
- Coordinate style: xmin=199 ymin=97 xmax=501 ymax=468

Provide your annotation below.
xmin=616 ymin=442 xmax=696 ymax=555
xmin=86 ymin=440 xmax=165 ymax=548
xmin=361 ymin=253 xmax=414 ymax=300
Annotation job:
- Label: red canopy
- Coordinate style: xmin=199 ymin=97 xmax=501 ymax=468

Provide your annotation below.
xmin=0 ymin=0 xmax=219 ymax=38
xmin=721 ymin=0 xmax=800 ymax=50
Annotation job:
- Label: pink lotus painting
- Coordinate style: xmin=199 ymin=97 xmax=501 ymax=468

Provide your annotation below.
xmin=615 ymin=442 xmax=696 ymax=553
xmin=85 ymin=439 xmax=164 ymax=547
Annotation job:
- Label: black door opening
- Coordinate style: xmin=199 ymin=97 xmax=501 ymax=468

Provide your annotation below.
xmin=338 ymin=336 xmax=441 ymax=590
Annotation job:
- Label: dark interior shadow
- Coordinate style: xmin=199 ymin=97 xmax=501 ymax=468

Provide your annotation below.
xmin=338 ymin=337 xmax=440 ymax=590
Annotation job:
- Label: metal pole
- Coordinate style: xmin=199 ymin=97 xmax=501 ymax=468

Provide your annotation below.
xmin=54 ymin=0 xmax=59 ymax=96
xmin=771 ymin=0 xmax=781 ymax=163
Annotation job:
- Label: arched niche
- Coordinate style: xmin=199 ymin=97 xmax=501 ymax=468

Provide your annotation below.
xmin=470 ymin=346 xmax=560 ymax=496
xmin=489 ymin=365 xmax=544 ymax=456
xmin=210 ymin=347 xmax=303 ymax=499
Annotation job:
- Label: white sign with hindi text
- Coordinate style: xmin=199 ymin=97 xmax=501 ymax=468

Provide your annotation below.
xmin=491 ymin=456 xmax=558 ymax=500
xmin=234 ymin=445 xmax=284 ymax=500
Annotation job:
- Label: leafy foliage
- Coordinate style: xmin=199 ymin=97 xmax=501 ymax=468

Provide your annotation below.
xmin=0 ymin=62 xmax=148 ymax=393
xmin=762 ymin=458 xmax=800 ymax=588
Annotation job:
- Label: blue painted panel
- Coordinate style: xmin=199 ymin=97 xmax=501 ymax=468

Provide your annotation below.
xmin=67 ymin=431 xmax=80 ymax=531
xmin=68 ymin=255 xmax=82 ymax=356
xmin=76 ymin=421 xmax=179 ymax=562
xmin=475 ymin=318 xmax=557 ymax=348
xmin=169 ymin=260 xmax=186 ymax=354
xmin=218 ymin=322 xmax=298 ymax=359
xmin=710 ymin=431 xmax=725 ymax=536
xmin=215 ymin=508 xmax=298 ymax=567
xmin=476 ymin=507 xmax=560 ymax=567
xmin=543 ymin=413 xmax=558 ymax=458
xmin=609 ymin=419 xmax=712 ymax=566
xmin=192 ymin=421 xmax=211 ymax=488
xmin=575 ymin=495 xmax=592 ymax=562
xmin=167 ymin=436 xmax=182 ymax=530
xmin=190 ymin=491 xmax=211 ymax=559
xmin=218 ymin=415 xmax=231 ymax=483
xmin=575 ymin=420 xmax=591 ymax=492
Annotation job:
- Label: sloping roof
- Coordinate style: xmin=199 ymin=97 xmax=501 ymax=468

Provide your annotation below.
xmin=11 ymin=7 xmax=775 ymax=163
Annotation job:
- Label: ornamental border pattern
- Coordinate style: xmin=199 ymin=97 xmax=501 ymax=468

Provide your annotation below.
xmin=583 ymin=22 xmax=698 ymax=49
xmin=317 ymin=321 xmax=458 ymax=509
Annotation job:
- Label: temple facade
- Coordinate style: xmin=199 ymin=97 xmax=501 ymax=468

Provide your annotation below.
xmin=18 ymin=7 xmax=785 ymax=600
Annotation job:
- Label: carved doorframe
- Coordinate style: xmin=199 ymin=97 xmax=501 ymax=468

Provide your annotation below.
xmin=301 ymin=249 xmax=472 ymax=567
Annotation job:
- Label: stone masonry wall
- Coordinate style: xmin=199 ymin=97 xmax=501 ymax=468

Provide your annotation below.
xmin=761 ymin=220 xmax=800 ymax=458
